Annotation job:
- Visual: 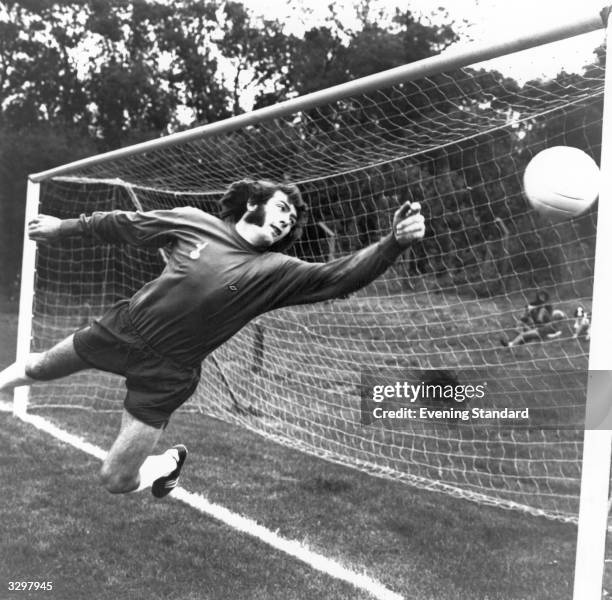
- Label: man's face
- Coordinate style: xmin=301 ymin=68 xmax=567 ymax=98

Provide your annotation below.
xmin=244 ymin=190 xmax=297 ymax=247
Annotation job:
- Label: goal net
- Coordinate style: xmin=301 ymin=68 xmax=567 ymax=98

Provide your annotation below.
xmin=22 ymin=22 xmax=606 ymax=523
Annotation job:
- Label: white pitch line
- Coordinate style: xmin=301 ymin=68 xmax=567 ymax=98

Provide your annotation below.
xmin=173 ymin=486 xmax=404 ymax=600
xmin=17 ymin=410 xmax=107 ymax=460
xmin=9 ymin=409 xmax=404 ymax=600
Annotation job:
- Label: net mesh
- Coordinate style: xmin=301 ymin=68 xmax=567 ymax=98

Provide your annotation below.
xmin=27 ymin=36 xmax=605 ymax=522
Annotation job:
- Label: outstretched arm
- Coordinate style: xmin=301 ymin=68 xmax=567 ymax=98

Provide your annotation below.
xmin=28 ymin=207 xmax=202 ymax=247
xmin=273 ymin=201 xmax=425 ymax=307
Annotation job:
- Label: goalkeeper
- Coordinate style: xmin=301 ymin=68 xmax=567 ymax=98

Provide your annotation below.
xmin=0 ymin=179 xmax=425 ymax=498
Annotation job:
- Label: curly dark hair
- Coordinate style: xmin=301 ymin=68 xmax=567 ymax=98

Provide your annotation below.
xmin=219 ymin=179 xmax=308 ymax=252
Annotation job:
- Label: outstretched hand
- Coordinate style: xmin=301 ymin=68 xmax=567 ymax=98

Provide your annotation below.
xmin=28 ymin=215 xmax=63 ymax=243
xmin=393 ymin=201 xmax=425 ymax=247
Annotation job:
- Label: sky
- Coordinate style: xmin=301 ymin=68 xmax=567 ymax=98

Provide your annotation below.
xmin=241 ymin=0 xmax=608 ymax=83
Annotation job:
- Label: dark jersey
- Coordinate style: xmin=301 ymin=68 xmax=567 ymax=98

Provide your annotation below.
xmin=521 ymin=303 xmax=552 ymax=327
xmin=61 ymin=207 xmax=403 ymax=366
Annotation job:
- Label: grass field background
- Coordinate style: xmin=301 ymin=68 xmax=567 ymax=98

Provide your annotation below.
xmin=1 ymin=303 xmax=610 ymax=600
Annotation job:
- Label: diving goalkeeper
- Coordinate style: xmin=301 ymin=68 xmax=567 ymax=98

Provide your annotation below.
xmin=0 ymin=179 xmax=425 ymax=498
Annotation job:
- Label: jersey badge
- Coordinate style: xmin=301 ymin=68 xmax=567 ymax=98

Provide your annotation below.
xmin=189 ymin=242 xmax=209 ymax=259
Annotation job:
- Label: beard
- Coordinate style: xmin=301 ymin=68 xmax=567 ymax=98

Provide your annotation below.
xmin=243 ymin=203 xmax=266 ymax=227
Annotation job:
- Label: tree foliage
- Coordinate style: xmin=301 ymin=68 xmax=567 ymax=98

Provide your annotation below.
xmin=0 ymin=0 xmax=235 ymax=144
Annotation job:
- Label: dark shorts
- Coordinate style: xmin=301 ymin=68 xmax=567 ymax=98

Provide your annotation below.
xmin=73 ymin=300 xmax=200 ymax=429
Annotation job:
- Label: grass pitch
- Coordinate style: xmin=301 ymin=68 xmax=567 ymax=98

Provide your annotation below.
xmin=0 ymin=304 xmax=607 ymax=600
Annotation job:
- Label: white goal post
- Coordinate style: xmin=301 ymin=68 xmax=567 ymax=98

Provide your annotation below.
xmin=573 ymin=12 xmax=612 ymax=599
xmin=15 ymin=8 xmax=612 ymax=600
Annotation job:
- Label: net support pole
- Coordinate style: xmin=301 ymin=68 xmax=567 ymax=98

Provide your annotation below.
xmin=13 ymin=180 xmax=40 ymax=417
xmin=572 ymin=10 xmax=612 ymax=600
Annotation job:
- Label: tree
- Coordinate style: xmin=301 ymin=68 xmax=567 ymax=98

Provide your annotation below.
xmin=0 ymin=0 xmax=237 ymax=146
xmin=0 ymin=0 xmax=90 ymax=130
xmin=267 ymin=5 xmax=458 ymax=99
xmin=215 ymin=1 xmax=295 ymax=115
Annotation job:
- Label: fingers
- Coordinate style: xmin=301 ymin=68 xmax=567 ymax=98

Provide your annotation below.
xmin=28 ymin=215 xmax=45 ymax=229
xmin=395 ymin=213 xmax=425 ymax=229
xmin=406 ymin=202 xmax=421 ymax=217
xmin=394 ymin=201 xmax=421 ymax=221
xmin=394 ymin=206 xmax=425 ymax=245
xmin=394 ymin=201 xmax=412 ymax=221
xmin=28 ymin=230 xmax=43 ymax=242
xmin=394 ymin=203 xmax=424 ymax=230
xmin=395 ymin=216 xmax=425 ymax=237
xmin=27 ymin=215 xmax=50 ymax=241
xmin=27 ymin=217 xmax=42 ymax=238
xmin=28 ymin=222 xmax=39 ymax=239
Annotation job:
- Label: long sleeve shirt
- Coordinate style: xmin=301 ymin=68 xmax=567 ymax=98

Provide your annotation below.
xmin=60 ymin=207 xmax=404 ymax=366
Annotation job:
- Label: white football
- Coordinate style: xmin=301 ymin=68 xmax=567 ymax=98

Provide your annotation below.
xmin=523 ymin=146 xmax=600 ymax=220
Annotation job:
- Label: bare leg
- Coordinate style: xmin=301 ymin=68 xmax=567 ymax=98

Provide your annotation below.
xmin=507 ymin=328 xmax=541 ymax=347
xmin=99 ymin=410 xmax=178 ymax=494
xmin=0 ymin=334 xmax=89 ymax=391
xmin=2 ymin=335 xmax=180 ymax=495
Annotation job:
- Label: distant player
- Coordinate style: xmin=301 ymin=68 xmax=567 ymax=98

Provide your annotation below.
xmin=572 ymin=305 xmax=591 ymax=340
xmin=500 ymin=290 xmax=561 ymax=347
xmin=0 ymin=179 xmax=425 ymax=497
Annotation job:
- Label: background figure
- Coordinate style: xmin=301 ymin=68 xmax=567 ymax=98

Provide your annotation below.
xmin=501 ymin=290 xmax=562 ymax=347
xmin=572 ymin=305 xmax=591 ymax=340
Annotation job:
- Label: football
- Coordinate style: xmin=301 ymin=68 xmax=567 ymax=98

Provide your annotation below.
xmin=523 ymin=146 xmax=600 ymax=220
